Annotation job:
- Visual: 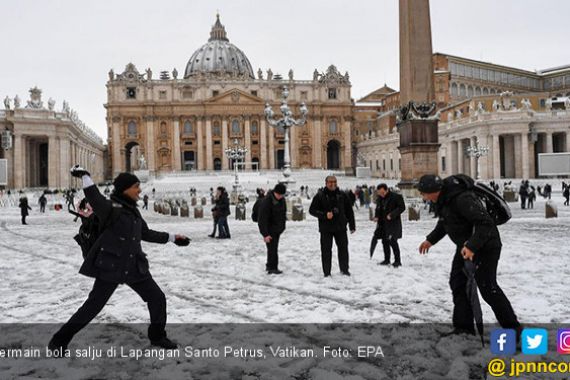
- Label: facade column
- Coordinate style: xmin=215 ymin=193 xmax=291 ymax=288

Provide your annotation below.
xmin=112 ymin=118 xmax=122 ymax=177
xmin=313 ymin=117 xmax=322 ymax=168
xmin=492 ymin=134 xmax=501 ymax=179
xmin=268 ymin=125 xmax=275 ymax=169
xmin=145 ymin=117 xmax=155 ymax=173
xmin=469 ymin=137 xmax=477 ymax=177
xmin=343 ymin=119 xmax=352 ymax=170
xmin=197 ymin=118 xmax=204 ymax=170
xmin=172 ymin=119 xmax=182 ymax=171
xmin=48 ymin=136 xmax=59 ymax=188
xmin=512 ymin=135 xmax=522 ymax=178
xmin=244 ymin=118 xmax=251 ymax=169
xmin=59 ymin=138 xmax=71 ymax=188
xmin=457 ymin=139 xmax=464 ymax=174
xmin=13 ymin=134 xmax=23 ymax=189
xmin=222 ymin=119 xmax=229 ymax=170
xmin=546 ymin=132 xmax=553 ymax=153
xmin=260 ymin=119 xmax=268 ymax=169
xmin=566 ymin=132 xmax=570 ymax=153
xmin=478 ymin=135 xmax=490 ymax=179
xmin=521 ymin=132 xmax=529 ymax=179
xmin=446 ymin=141 xmax=454 ymax=175
xmin=205 ymin=118 xmax=213 ymax=170
xmin=290 ymin=124 xmax=297 ymax=169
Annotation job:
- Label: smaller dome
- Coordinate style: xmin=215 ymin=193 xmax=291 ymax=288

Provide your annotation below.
xmin=184 ymin=14 xmax=254 ymax=79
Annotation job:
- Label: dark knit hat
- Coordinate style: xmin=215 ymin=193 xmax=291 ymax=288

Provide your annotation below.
xmin=416 ymin=174 xmax=443 ymax=193
xmin=113 ymin=172 xmax=140 ymax=194
xmin=273 ymin=183 xmax=287 ymax=195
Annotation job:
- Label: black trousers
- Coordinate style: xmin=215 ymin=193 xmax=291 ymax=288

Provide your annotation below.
xmin=449 ymin=245 xmax=520 ymax=332
xmin=320 ymin=231 xmax=349 ymax=276
xmin=265 ymin=234 xmax=280 ymax=271
xmin=370 ymin=227 xmax=401 ymax=263
xmin=21 ymin=215 xmax=27 ymax=224
xmin=52 ymin=277 xmax=167 ymax=345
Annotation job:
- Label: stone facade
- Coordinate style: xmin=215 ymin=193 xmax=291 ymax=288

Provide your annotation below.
xmin=106 ymin=15 xmax=353 ymax=177
xmin=0 ymin=88 xmax=105 ymax=189
xmin=357 ymin=53 xmax=570 ymax=180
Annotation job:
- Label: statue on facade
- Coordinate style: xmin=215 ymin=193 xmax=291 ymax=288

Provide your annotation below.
xmin=172 ymin=68 xmax=178 ymax=79
xmin=146 ymin=68 xmax=152 ymax=80
xmin=3 ymin=96 xmax=10 ymax=110
xmin=14 ymin=95 xmax=21 ymax=109
xmin=477 ymin=101 xmax=485 ymax=113
xmin=62 ymin=100 xmax=69 ymax=114
xmin=138 ymin=154 xmax=147 ymax=170
xmin=108 ymin=69 xmax=114 ymax=81
xmin=455 ymin=109 xmax=463 ymax=119
xmin=521 ymin=98 xmax=532 ymax=110
xmin=492 ymin=99 xmax=500 ymax=112
xmin=48 ymin=98 xmax=55 ymax=111
xmin=565 ymin=97 xmax=570 ymax=110
xmin=469 ymin=101 xmax=475 ymax=114
xmin=313 ymin=69 xmax=319 ymax=81
xmin=267 ymin=69 xmax=273 ymax=81
xmin=344 ymin=71 xmax=350 ymax=82
xmin=257 ymin=68 xmax=263 ymax=80
xmin=288 ymin=69 xmax=294 ymax=81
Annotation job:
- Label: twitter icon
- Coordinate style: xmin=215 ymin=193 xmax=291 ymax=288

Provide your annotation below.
xmin=522 ymin=328 xmax=548 ymax=355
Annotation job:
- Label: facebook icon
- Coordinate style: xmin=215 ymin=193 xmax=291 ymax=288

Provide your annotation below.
xmin=491 ymin=329 xmax=517 ymax=355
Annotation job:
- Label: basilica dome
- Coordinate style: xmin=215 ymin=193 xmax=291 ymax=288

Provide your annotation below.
xmin=184 ymin=15 xmax=255 ymax=79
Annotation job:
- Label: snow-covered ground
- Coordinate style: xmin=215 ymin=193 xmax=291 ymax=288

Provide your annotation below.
xmin=0 ymin=170 xmax=568 ymax=379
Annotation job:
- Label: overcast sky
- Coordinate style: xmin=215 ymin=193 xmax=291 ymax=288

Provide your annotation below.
xmin=1 ymin=0 xmax=568 ymax=140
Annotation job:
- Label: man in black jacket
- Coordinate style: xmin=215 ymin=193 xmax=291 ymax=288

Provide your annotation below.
xmin=257 ymin=184 xmax=287 ymax=274
xmin=49 ymin=165 xmax=190 ymax=352
xmin=370 ymin=184 xmax=406 ymax=267
xmin=309 ymin=176 xmax=356 ymax=277
xmin=417 ymin=174 xmax=520 ymax=334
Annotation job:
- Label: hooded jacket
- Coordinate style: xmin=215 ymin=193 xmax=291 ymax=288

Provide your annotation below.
xmin=426 ymin=175 xmax=500 ymax=255
xmin=79 ymin=185 xmax=169 ymax=284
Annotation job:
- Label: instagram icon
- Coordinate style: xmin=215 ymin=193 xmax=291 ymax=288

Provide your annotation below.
xmin=558 ymin=329 xmax=570 ymax=354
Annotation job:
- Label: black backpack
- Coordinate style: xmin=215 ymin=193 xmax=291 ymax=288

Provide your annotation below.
xmin=70 ymin=210 xmax=115 ymax=258
xmin=251 ymin=198 xmax=262 ymax=222
xmin=451 ymin=175 xmax=512 ymax=226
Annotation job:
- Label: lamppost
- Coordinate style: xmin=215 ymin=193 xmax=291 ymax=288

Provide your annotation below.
xmin=466 ymin=137 xmax=489 ymax=180
xmin=264 ymin=86 xmax=308 ymax=184
xmin=225 ymin=139 xmax=248 ymax=193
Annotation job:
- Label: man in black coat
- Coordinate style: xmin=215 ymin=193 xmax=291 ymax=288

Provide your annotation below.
xmin=370 ymin=184 xmax=406 ymax=267
xmin=257 ymin=184 xmax=287 ymax=274
xmin=49 ymin=166 xmax=190 ymax=352
xmin=309 ymin=175 xmax=356 ymax=277
xmin=212 ymin=186 xmax=231 ymax=239
xmin=417 ymin=174 xmax=520 ymax=335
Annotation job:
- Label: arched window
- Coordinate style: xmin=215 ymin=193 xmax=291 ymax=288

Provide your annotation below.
xmin=213 ymin=121 xmax=221 ymax=136
xmin=251 ymin=121 xmax=258 ymax=135
xmin=160 ymin=122 xmax=167 ymax=135
xmin=329 ymin=120 xmax=338 ymax=134
xmin=459 ymin=84 xmax=466 ymax=97
xmin=483 ymin=87 xmax=489 ymax=95
xmin=475 ymin=87 xmax=481 ymax=96
xmin=451 ymin=83 xmax=458 ymax=97
xmin=467 ymin=86 xmax=474 ymax=97
xmin=231 ymin=120 xmax=240 ymax=134
xmin=183 ymin=120 xmax=193 ymax=134
xmin=127 ymin=121 xmax=137 ymax=136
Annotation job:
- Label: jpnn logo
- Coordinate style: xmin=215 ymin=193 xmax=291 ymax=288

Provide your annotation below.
xmin=521 ymin=328 xmax=548 ymax=355
xmin=491 ymin=329 xmax=516 ymax=355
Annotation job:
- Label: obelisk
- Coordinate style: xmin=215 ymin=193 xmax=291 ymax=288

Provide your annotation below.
xmin=397 ymin=0 xmax=440 ymax=195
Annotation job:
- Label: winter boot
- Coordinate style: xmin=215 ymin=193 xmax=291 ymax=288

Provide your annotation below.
xmin=151 ymin=337 xmax=178 ymax=349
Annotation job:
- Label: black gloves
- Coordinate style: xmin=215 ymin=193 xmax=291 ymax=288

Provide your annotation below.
xmin=70 ymin=165 xmax=91 ymax=178
xmin=174 ymin=237 xmax=191 ymax=246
